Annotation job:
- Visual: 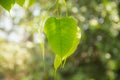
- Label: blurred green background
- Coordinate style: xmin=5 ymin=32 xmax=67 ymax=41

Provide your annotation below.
xmin=0 ymin=0 xmax=120 ymax=80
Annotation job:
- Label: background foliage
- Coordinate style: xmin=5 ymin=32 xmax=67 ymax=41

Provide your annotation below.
xmin=0 ymin=0 xmax=120 ymax=80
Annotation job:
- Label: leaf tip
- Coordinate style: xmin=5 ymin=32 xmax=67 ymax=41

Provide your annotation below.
xmin=54 ymin=55 xmax=62 ymax=71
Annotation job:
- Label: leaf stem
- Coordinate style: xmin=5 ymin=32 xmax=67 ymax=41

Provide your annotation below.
xmin=64 ymin=0 xmax=68 ymax=17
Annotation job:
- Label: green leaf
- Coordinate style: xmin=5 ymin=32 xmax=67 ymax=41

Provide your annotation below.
xmin=15 ymin=0 xmax=25 ymax=6
xmin=15 ymin=0 xmax=36 ymax=8
xmin=0 ymin=0 xmax=15 ymax=11
xmin=44 ymin=17 xmax=81 ymax=70
xmin=25 ymin=0 xmax=36 ymax=7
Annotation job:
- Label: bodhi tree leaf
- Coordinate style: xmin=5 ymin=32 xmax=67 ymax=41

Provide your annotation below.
xmin=44 ymin=17 xmax=81 ymax=70
xmin=0 ymin=0 xmax=15 ymax=11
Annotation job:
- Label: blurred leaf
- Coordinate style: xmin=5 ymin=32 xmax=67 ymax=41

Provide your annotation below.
xmin=0 ymin=0 xmax=15 ymax=11
xmin=24 ymin=0 xmax=36 ymax=8
xmin=15 ymin=0 xmax=25 ymax=6
xmin=15 ymin=0 xmax=36 ymax=8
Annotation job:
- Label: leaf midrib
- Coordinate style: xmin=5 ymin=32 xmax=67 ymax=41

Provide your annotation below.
xmin=58 ymin=18 xmax=63 ymax=57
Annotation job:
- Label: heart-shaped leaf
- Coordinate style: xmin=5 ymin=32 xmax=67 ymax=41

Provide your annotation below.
xmin=44 ymin=17 xmax=81 ymax=70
